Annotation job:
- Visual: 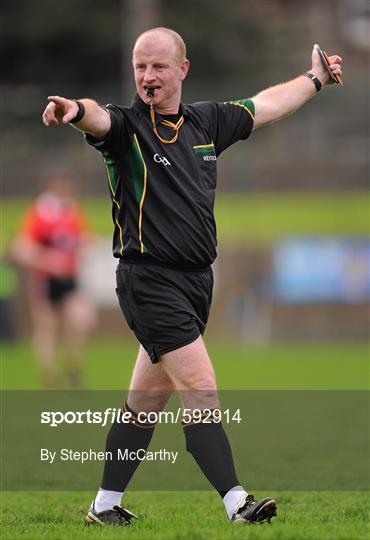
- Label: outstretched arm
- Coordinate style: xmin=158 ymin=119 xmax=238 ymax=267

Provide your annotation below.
xmin=252 ymin=44 xmax=343 ymax=129
xmin=42 ymin=96 xmax=111 ymax=139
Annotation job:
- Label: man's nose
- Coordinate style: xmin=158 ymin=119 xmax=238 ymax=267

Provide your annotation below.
xmin=143 ymin=68 xmax=156 ymax=82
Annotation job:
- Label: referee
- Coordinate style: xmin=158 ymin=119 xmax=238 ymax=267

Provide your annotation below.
xmin=42 ymin=27 xmax=343 ymax=526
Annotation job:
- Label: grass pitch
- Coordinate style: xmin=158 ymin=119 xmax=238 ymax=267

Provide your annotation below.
xmin=2 ymin=190 xmax=369 ymax=249
xmin=1 ymin=490 xmax=369 ymax=540
xmin=2 ymin=339 xmax=368 ymax=390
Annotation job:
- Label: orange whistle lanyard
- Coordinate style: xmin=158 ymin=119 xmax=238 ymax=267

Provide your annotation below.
xmin=149 ymin=102 xmax=184 ymax=144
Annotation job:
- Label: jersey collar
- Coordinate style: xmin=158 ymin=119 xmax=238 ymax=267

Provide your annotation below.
xmin=132 ymin=94 xmax=187 ymax=126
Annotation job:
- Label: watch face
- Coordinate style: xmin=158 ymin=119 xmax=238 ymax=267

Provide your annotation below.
xmin=312 ymin=76 xmax=321 ymax=91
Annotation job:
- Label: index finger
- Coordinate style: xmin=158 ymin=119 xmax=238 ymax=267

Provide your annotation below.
xmin=42 ymin=101 xmax=58 ymax=126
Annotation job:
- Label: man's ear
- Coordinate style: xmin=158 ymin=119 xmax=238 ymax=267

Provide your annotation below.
xmin=179 ymin=59 xmax=190 ymax=81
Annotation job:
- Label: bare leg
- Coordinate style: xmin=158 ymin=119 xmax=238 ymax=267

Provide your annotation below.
xmin=159 ymin=337 xmax=243 ymax=501
xmin=62 ymin=291 xmax=97 ymax=386
xmin=160 ymin=336 xmax=219 ymax=410
xmin=127 ymin=345 xmax=175 ymax=413
xmin=29 ymin=297 xmax=59 ymax=387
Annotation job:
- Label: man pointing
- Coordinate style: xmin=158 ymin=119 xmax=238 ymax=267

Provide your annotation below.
xmin=42 ymin=27 xmax=342 ymax=526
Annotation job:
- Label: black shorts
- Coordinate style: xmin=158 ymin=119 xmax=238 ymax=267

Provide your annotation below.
xmin=46 ymin=277 xmax=77 ymax=305
xmin=115 ymin=262 xmax=213 ymax=363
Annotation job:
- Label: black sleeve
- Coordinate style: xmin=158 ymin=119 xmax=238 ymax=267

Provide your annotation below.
xmin=84 ymin=104 xmax=130 ymax=160
xmin=193 ymin=99 xmax=255 ymax=156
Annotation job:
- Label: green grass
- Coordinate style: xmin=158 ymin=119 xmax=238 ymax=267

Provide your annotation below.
xmin=1 ymin=340 xmax=368 ymax=538
xmin=1 ymin=339 xmax=369 ymax=390
xmin=214 ymin=191 xmax=370 ymax=246
xmin=1 ymin=491 xmax=369 ymax=539
xmin=1 ymin=191 xmax=369 ymax=249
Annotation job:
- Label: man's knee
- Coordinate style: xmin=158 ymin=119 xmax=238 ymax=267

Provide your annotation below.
xmin=177 ymin=366 xmax=217 ymax=392
xmin=181 ymin=387 xmax=219 ymax=410
xmin=176 ymin=369 xmax=219 ymax=409
xmin=127 ymin=387 xmax=174 ymax=414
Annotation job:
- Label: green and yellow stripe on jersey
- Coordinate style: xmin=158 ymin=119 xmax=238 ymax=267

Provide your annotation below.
xmin=104 ymin=156 xmax=124 ymax=255
xmin=224 ymin=98 xmax=255 ymax=121
xmin=193 ymin=143 xmax=215 ymax=155
xmin=128 ymin=133 xmax=148 ymax=254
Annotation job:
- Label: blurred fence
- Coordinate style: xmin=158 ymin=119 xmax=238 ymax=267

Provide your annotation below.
xmin=7 ymin=239 xmax=369 ymax=343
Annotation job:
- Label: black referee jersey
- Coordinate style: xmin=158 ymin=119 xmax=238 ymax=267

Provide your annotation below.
xmin=86 ymin=94 xmax=254 ymax=269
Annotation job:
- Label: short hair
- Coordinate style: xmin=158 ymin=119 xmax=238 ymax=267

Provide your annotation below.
xmin=133 ymin=27 xmax=187 ymax=64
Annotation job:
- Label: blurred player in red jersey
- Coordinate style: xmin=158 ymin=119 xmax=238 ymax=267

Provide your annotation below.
xmin=11 ymin=176 xmax=97 ymax=387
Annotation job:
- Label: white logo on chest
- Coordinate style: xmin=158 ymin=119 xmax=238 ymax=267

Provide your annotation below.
xmin=153 ymin=153 xmax=171 ymax=166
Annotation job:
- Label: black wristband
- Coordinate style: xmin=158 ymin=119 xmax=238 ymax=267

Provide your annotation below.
xmin=69 ymin=100 xmax=85 ymax=123
xmin=304 ymin=72 xmax=322 ymax=92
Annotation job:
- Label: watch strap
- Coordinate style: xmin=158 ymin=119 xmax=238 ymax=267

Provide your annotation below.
xmin=304 ymin=72 xmax=322 ymax=92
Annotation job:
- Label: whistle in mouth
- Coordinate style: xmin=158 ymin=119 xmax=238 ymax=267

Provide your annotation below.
xmin=146 ymin=86 xmax=157 ymax=98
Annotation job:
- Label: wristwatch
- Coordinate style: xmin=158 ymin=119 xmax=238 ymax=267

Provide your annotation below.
xmin=304 ymin=72 xmax=322 ymax=92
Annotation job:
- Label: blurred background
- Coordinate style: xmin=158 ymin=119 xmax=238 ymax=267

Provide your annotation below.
xmin=1 ymin=0 xmax=369 ymax=388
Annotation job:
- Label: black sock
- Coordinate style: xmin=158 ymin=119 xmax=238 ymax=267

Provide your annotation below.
xmin=184 ymin=421 xmax=240 ymax=497
xmin=101 ymin=403 xmax=156 ymax=492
